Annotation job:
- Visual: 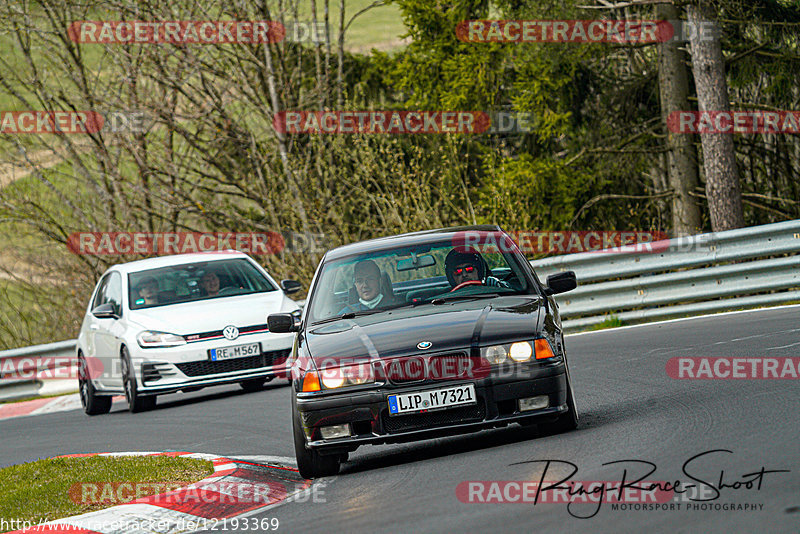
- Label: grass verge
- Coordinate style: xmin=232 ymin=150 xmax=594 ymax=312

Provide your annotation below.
xmin=589 ymin=315 xmax=623 ymax=330
xmin=0 ymin=455 xmax=214 ymax=531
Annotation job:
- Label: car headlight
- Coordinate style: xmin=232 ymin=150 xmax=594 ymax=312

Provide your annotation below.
xmin=482 ymin=339 xmax=556 ymax=364
xmin=509 ymin=341 xmax=533 ymax=362
xmin=482 ymin=345 xmax=507 ymax=364
xmin=319 ymin=363 xmax=374 ymax=389
xmin=137 ymin=331 xmax=187 ymax=348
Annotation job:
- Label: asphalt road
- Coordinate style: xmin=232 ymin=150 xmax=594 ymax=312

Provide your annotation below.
xmin=2 ymin=306 xmax=799 ymax=533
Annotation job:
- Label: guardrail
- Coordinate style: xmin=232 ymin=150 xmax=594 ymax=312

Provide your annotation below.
xmin=0 ymin=340 xmax=78 ymax=402
xmin=530 ymin=219 xmax=800 ymax=332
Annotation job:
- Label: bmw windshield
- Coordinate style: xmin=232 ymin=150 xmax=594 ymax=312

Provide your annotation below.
xmin=307 ymin=236 xmax=533 ymax=324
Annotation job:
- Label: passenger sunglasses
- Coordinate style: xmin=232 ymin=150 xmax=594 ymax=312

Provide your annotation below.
xmin=453 ymin=266 xmax=475 ymax=276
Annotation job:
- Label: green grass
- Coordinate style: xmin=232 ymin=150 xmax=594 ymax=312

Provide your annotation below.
xmin=292 ymin=0 xmax=406 ymax=51
xmin=0 ymin=455 xmax=214 ymax=531
xmin=589 ymin=315 xmax=624 ymax=330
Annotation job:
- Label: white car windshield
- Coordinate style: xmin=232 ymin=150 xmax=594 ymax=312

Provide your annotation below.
xmin=128 ymin=258 xmax=276 ymax=310
xmin=307 ymin=237 xmax=531 ymax=324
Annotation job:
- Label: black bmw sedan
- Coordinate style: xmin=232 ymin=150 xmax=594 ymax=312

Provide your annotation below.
xmin=268 ymin=226 xmax=578 ymax=478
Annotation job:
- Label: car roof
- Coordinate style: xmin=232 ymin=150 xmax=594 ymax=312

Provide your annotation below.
xmin=324 ymin=225 xmax=504 ymax=261
xmin=109 ymin=251 xmax=251 ymax=274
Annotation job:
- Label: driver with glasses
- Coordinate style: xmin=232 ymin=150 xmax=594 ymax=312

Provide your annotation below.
xmin=444 ymin=249 xmax=510 ymax=290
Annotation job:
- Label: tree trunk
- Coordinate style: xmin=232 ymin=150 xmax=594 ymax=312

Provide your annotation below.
xmin=687 ymin=1 xmax=745 ymax=231
xmin=657 ymin=3 xmax=702 ymax=236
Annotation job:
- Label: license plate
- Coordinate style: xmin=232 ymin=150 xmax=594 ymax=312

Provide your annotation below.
xmin=209 ymin=342 xmax=261 ymax=361
xmin=388 ymin=384 xmax=476 ymax=415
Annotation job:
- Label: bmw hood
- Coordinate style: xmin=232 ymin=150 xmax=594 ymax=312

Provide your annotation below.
xmin=126 ymin=291 xmax=298 ymax=335
xmin=305 ymin=295 xmax=543 ymax=364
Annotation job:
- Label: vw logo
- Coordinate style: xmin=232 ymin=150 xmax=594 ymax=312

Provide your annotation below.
xmin=223 ymin=325 xmax=239 ymax=340
xmin=417 ymin=341 xmax=432 ymax=350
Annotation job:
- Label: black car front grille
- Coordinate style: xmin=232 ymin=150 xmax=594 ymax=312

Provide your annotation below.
xmin=176 ymin=348 xmax=290 ymax=377
xmin=385 ymin=352 xmax=472 ymax=385
xmin=141 ymin=364 xmax=162 ymax=383
xmin=381 ymin=398 xmax=486 ymax=433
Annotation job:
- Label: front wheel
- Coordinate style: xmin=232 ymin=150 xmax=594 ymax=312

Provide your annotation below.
xmin=78 ymin=353 xmax=112 ymax=416
xmin=544 ymin=377 xmax=578 ymax=434
xmin=121 ymin=348 xmax=156 ymax=413
xmin=293 ymin=410 xmax=340 ymax=479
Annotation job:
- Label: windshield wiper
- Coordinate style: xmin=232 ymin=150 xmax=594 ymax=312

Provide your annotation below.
xmin=312 ymin=308 xmax=387 ymax=325
xmin=430 ymin=293 xmax=500 ymax=305
xmin=384 ymin=300 xmax=429 ymax=311
xmin=339 ymin=309 xmax=388 ymax=319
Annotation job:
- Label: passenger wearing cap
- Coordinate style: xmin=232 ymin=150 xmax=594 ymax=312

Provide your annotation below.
xmin=444 ymin=249 xmax=510 ymax=289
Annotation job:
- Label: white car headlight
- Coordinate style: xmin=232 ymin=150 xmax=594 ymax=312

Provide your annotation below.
xmin=137 ymin=331 xmax=186 ymax=348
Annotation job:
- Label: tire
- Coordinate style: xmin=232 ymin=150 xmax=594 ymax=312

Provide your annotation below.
xmin=293 ymin=408 xmax=340 ymax=479
xmin=240 ymin=378 xmax=266 ymax=392
xmin=121 ymin=347 xmax=156 ymax=413
xmin=78 ymin=353 xmax=111 ymax=416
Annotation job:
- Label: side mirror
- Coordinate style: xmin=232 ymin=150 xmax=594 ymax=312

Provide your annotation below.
xmin=268 ymin=313 xmax=299 ymax=333
xmin=280 ymin=279 xmax=302 ymax=294
xmin=92 ymin=302 xmax=119 ymax=319
xmin=545 ymin=271 xmax=577 ymax=295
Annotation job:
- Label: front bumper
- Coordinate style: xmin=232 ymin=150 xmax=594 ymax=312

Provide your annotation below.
xmin=131 ymin=335 xmax=293 ymax=395
xmin=295 ymin=360 xmax=568 ymax=451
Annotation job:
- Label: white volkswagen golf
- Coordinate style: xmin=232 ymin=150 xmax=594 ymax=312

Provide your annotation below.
xmin=76 ymin=251 xmax=302 ymax=414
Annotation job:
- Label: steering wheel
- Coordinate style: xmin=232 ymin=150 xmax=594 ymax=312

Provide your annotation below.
xmin=450 ymin=280 xmax=484 ymax=292
xmin=218 ymin=286 xmax=240 ymax=295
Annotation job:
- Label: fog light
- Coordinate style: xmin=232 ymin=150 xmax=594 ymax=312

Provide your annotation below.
xmin=320 ymin=424 xmax=351 ymax=440
xmin=519 ymin=396 xmax=549 ymax=412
